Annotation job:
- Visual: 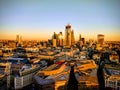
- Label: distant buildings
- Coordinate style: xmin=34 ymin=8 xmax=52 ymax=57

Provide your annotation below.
xmin=52 ymin=32 xmax=63 ymax=47
xmin=1 ymin=24 xmax=120 ymax=90
xmin=52 ymin=24 xmax=76 ymax=47
xmin=52 ymin=32 xmax=57 ymax=47
xmin=97 ymin=34 xmax=104 ymax=45
xmin=79 ymin=34 xmax=81 ymax=41
xmin=71 ymin=30 xmax=75 ymax=45
xmin=78 ymin=34 xmax=85 ymax=46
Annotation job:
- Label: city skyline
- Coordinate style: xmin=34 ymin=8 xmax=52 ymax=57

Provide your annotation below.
xmin=0 ymin=0 xmax=120 ymax=41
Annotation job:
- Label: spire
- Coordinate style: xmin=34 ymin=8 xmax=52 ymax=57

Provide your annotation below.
xmin=79 ymin=34 xmax=81 ymax=41
xmin=67 ymin=64 xmax=78 ymax=90
xmin=97 ymin=54 xmax=105 ymax=90
xmin=71 ymin=30 xmax=75 ymax=45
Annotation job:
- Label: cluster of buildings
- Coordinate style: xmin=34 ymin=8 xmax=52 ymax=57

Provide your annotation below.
xmin=52 ymin=24 xmax=75 ymax=47
xmin=0 ymin=24 xmax=120 ymax=90
xmin=33 ymin=60 xmax=98 ymax=90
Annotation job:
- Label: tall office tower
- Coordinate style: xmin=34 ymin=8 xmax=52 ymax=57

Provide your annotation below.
xmin=52 ymin=32 xmax=57 ymax=47
xmin=71 ymin=30 xmax=75 ymax=45
xmin=16 ymin=35 xmax=20 ymax=43
xmin=20 ymin=36 xmax=22 ymax=44
xmin=65 ymin=24 xmax=71 ymax=46
xmin=53 ymin=39 xmax=57 ymax=47
xmin=58 ymin=32 xmax=63 ymax=46
xmin=65 ymin=24 xmax=75 ymax=46
xmin=97 ymin=34 xmax=104 ymax=45
xmin=16 ymin=35 xmax=22 ymax=45
xmin=79 ymin=34 xmax=81 ymax=41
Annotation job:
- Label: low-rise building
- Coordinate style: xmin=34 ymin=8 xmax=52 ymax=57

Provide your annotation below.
xmin=34 ymin=75 xmax=55 ymax=90
xmin=14 ymin=64 xmax=41 ymax=90
xmin=105 ymin=75 xmax=120 ymax=90
xmin=37 ymin=62 xmax=66 ymax=76
xmin=0 ymin=62 xmax=11 ymax=90
xmin=34 ymin=60 xmax=98 ymax=90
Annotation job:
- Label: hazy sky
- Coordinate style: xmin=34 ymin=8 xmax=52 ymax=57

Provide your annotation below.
xmin=0 ymin=0 xmax=120 ymax=41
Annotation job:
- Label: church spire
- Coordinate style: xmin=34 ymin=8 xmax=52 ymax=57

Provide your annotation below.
xmin=67 ymin=64 xmax=78 ymax=90
xmin=97 ymin=53 xmax=105 ymax=90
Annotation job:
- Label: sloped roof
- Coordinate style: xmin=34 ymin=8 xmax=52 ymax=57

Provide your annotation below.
xmin=33 ymin=75 xmax=54 ymax=85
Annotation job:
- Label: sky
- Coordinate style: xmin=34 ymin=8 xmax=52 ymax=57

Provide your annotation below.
xmin=0 ymin=0 xmax=120 ymax=41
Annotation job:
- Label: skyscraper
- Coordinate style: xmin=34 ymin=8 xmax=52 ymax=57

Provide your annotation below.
xmin=71 ymin=30 xmax=75 ymax=45
xmin=79 ymin=34 xmax=81 ymax=41
xmin=97 ymin=34 xmax=104 ymax=45
xmin=58 ymin=32 xmax=63 ymax=46
xmin=16 ymin=34 xmax=22 ymax=45
xmin=52 ymin=32 xmax=57 ymax=47
xmin=64 ymin=24 xmax=75 ymax=46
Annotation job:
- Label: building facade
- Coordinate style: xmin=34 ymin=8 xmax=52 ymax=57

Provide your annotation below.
xmin=58 ymin=32 xmax=63 ymax=46
xmin=14 ymin=65 xmax=41 ymax=89
xmin=0 ymin=63 xmax=11 ymax=90
xmin=105 ymin=76 xmax=120 ymax=90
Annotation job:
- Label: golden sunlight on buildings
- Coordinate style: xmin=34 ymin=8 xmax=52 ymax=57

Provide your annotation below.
xmin=37 ymin=63 xmax=67 ymax=76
